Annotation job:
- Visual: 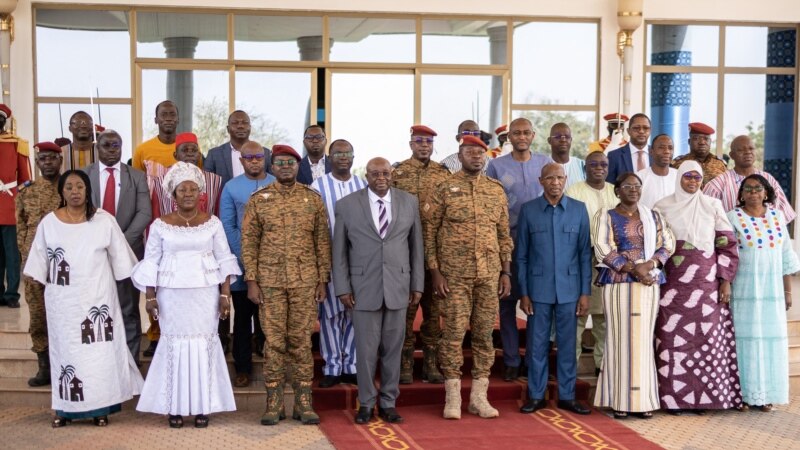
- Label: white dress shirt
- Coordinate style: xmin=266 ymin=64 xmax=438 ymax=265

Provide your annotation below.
xmin=310 ymin=156 xmax=327 ymax=181
xmin=230 ymin=143 xmax=245 ymax=178
xmin=367 ymin=187 xmax=392 ymax=235
xmin=629 ymin=144 xmax=651 ymax=171
xmin=99 ymin=161 xmax=121 ymax=211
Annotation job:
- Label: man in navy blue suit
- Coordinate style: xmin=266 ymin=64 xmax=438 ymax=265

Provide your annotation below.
xmin=516 ymin=162 xmax=592 ymax=415
xmin=206 ymin=110 xmax=272 ymax=187
xmin=606 ymin=113 xmax=652 ymax=183
xmin=297 ymin=125 xmax=332 ymax=185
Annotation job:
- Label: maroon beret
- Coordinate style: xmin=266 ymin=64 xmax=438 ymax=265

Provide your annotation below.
xmin=35 ymin=141 xmax=62 ymax=153
xmin=459 ymin=135 xmax=488 ymax=151
xmin=0 ymin=104 xmax=11 ymax=119
xmin=410 ymin=125 xmax=437 ymax=137
xmin=688 ymin=122 xmax=714 ymax=135
xmin=271 ymin=144 xmax=301 ymax=162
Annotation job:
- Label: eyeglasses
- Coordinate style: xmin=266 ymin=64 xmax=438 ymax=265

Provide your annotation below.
xmin=368 ymin=171 xmax=391 ymax=179
xmin=549 ymin=134 xmax=572 ymax=141
xmin=331 ymin=151 xmax=354 ymax=159
xmin=620 ymin=184 xmax=642 ymax=191
xmin=742 ymin=186 xmax=764 ymax=193
xmin=682 ymin=173 xmax=703 ymax=182
xmin=461 ymin=130 xmax=481 ymax=137
xmin=412 ymin=137 xmax=434 ymax=144
xmin=98 ymin=142 xmax=121 ymax=149
xmin=587 ymin=161 xmax=608 ymax=168
xmin=304 ymin=134 xmax=325 ymax=141
xmin=273 ymin=159 xmax=297 ymax=167
xmin=241 ymin=153 xmax=265 ymax=161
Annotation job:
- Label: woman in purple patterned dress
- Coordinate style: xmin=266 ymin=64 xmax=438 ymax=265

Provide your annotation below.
xmin=653 ymin=161 xmax=742 ymax=415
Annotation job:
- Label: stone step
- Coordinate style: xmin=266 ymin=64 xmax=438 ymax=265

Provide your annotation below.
xmin=790 ymin=336 xmax=800 ymax=363
xmin=791 ymin=362 xmax=800 ymax=395
xmin=788 ymin=320 xmax=800 ymax=337
xmin=0 ymin=330 xmax=31 ymax=350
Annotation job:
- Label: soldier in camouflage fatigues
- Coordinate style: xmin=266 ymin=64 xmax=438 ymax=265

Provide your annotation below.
xmin=392 ymin=124 xmax=450 ymax=384
xmin=15 ymin=142 xmax=62 ymax=387
xmin=423 ymin=135 xmax=513 ymax=420
xmin=671 ymin=122 xmax=727 ymax=186
xmin=241 ymin=145 xmax=331 ymax=426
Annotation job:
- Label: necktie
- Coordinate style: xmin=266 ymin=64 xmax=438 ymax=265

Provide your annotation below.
xmin=378 ymin=199 xmax=389 ymax=238
xmin=637 ymin=150 xmax=646 ymax=171
xmin=102 ymin=168 xmax=116 ymax=216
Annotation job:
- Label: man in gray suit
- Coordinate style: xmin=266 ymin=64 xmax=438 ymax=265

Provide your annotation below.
xmin=206 ymin=110 xmax=271 ymax=186
xmin=332 ymin=157 xmax=424 ymax=425
xmin=84 ymin=130 xmax=152 ymax=364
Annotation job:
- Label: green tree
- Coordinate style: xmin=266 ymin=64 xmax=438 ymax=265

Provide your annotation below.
xmin=722 ymin=121 xmax=764 ymax=169
xmin=517 ymin=110 xmax=596 ymax=159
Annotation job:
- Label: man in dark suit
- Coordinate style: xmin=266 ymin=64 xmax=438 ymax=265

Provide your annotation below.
xmin=516 ymin=163 xmax=592 ymax=415
xmin=606 ymin=113 xmax=652 ymax=183
xmin=84 ymin=130 xmax=152 ymax=364
xmin=332 ymin=157 xmax=424 ymax=425
xmin=205 ymin=110 xmax=271 ymax=186
xmin=297 ymin=124 xmax=332 ymax=185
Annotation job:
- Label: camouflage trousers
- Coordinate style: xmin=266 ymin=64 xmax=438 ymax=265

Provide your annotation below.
xmin=24 ymin=278 xmax=48 ymax=353
xmin=438 ymin=276 xmax=498 ymax=379
xmin=403 ymin=271 xmax=440 ymax=351
xmin=259 ymin=285 xmax=317 ymax=384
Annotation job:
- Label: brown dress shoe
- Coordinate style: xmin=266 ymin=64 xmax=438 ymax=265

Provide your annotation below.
xmin=234 ymin=373 xmax=250 ymax=387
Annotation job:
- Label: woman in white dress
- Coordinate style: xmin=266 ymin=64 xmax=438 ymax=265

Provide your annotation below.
xmin=24 ymin=170 xmax=143 ymax=427
xmin=133 ymin=162 xmax=240 ymax=428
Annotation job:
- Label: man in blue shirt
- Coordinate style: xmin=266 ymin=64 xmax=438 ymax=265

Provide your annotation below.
xmin=486 ymin=117 xmax=552 ymax=381
xmin=219 ymin=140 xmax=276 ymax=387
xmin=515 ymin=162 xmax=592 ymax=415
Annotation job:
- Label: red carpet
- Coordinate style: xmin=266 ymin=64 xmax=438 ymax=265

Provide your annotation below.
xmin=318 ymin=400 xmax=664 ymax=450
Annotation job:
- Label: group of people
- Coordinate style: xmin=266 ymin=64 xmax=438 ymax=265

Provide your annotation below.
xmin=0 ymin=99 xmax=797 ymax=429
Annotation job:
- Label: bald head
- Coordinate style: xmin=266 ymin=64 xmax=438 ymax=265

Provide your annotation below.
xmin=729 ymin=135 xmax=756 ymax=169
xmin=540 ymin=162 xmax=566 ymax=203
xmin=241 ymin=140 xmax=263 ymax=154
xmin=366 ymin=157 xmax=392 ymax=197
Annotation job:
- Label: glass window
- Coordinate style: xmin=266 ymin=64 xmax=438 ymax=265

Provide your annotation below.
xmin=647 ymin=24 xmax=719 ymax=67
xmin=512 ymin=110 xmax=596 ymax=159
xmin=512 ymin=22 xmax=597 ymax=105
xmin=330 ymin=72 xmax=414 ymax=171
xmin=35 ymin=9 xmax=131 ymax=97
xmin=329 ymin=18 xmax=415 ymax=63
xmin=420 ymin=74 xmax=496 ymax=158
xmin=234 ymin=15 xmax=323 ymax=61
xmin=421 ymin=20 xmax=496 ymax=65
xmin=136 ymin=12 xmax=228 ymax=59
xmin=723 ymin=74 xmax=766 ymax=167
xmin=725 ymin=26 xmax=769 ymax=67
xmin=37 ymin=103 xmax=133 ymax=163
xmin=141 ymin=69 xmax=229 ymax=154
xmin=235 ymin=71 xmax=313 ymax=150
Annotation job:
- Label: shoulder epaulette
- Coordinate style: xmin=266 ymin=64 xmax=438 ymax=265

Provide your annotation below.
xmin=18 ymin=180 xmax=32 ymax=191
xmin=485 ymin=177 xmax=504 ymax=188
xmin=250 ymin=185 xmax=270 ymax=197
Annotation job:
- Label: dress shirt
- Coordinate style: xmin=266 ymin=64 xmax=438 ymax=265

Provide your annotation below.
xmin=99 ymin=161 xmax=121 ymax=211
xmin=629 ymin=144 xmax=650 ymax=171
xmin=230 ymin=144 xmax=245 ymax=178
xmin=368 ymin=187 xmax=392 ymax=234
xmin=310 ymin=156 xmax=327 ymax=181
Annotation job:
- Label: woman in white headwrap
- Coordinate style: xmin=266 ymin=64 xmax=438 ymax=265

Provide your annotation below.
xmin=132 ymin=162 xmax=240 ymax=428
xmin=653 ymin=161 xmax=742 ymax=415
xmin=591 ymin=171 xmax=675 ymax=419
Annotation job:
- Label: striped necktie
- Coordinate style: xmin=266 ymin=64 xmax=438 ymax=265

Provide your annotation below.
xmin=378 ymin=199 xmax=389 ymax=238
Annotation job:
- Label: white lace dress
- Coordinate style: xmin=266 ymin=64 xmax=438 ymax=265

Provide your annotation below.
xmin=132 ymin=217 xmax=241 ymax=416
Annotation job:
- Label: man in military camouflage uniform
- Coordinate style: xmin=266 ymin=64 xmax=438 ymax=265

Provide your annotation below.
xmin=392 ymin=124 xmax=450 ymax=384
xmin=241 ymin=144 xmax=331 ymax=426
xmin=672 ymin=122 xmax=727 ymax=186
xmin=423 ymin=135 xmax=513 ymax=420
xmin=15 ymin=141 xmax=62 ymax=387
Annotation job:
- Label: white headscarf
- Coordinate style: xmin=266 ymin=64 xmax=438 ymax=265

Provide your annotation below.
xmin=162 ymin=161 xmax=206 ymax=195
xmin=654 ymin=160 xmax=726 ymax=253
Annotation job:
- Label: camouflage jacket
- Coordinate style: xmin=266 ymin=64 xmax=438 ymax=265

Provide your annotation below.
xmin=15 ymin=178 xmax=60 ymax=267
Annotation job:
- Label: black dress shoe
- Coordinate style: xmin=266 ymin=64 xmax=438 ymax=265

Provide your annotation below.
xmin=378 ymin=407 xmax=404 ymax=424
xmin=6 ymin=299 xmax=19 ymax=308
xmin=557 ymin=400 xmax=591 ymax=415
xmin=520 ymin=398 xmax=546 ymax=413
xmin=341 ymin=373 xmax=358 ymax=385
xmin=503 ymin=365 xmax=519 ymax=382
xmin=319 ymin=375 xmax=341 ymax=388
xmin=355 ymin=406 xmax=374 ymax=424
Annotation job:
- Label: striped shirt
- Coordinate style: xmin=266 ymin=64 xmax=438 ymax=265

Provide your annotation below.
xmin=312 ymin=173 xmax=367 ymax=318
xmin=703 ymin=169 xmax=796 ymax=223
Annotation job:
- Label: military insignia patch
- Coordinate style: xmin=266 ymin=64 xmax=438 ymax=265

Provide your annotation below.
xmin=450 ymin=186 xmax=460 ymax=192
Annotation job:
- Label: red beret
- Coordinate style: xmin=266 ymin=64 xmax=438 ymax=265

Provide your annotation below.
xmin=688 ymin=122 xmax=714 ymax=135
xmin=459 ymin=135 xmax=488 ymax=151
xmin=410 ymin=125 xmax=437 ymax=137
xmin=0 ymin=104 xmax=11 ymax=118
xmin=271 ymin=144 xmax=301 ymax=162
xmin=175 ymin=132 xmax=198 ymax=148
xmin=495 ymin=124 xmax=508 ymax=136
xmin=603 ymin=113 xmax=629 ymax=122
xmin=35 ymin=141 xmax=62 ymax=153
xmin=54 ymin=137 xmax=71 ymax=147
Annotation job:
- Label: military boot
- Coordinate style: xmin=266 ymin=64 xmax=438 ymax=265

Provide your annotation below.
xmin=292 ymin=382 xmax=320 ymax=425
xmin=421 ymin=345 xmax=444 ymax=384
xmin=399 ymin=346 xmax=414 ymax=385
xmin=260 ymin=382 xmax=286 ymax=425
xmin=443 ymin=378 xmax=462 ymax=419
xmin=468 ymin=378 xmax=499 ymax=418
xmin=28 ymin=351 xmax=51 ymax=387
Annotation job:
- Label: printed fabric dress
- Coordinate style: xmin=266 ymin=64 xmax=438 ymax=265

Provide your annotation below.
xmin=23 ymin=210 xmax=144 ymax=417
xmin=132 ymin=217 xmax=240 ymax=415
xmin=655 ymin=215 xmax=742 ymax=410
xmin=727 ymin=207 xmax=800 ymax=406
